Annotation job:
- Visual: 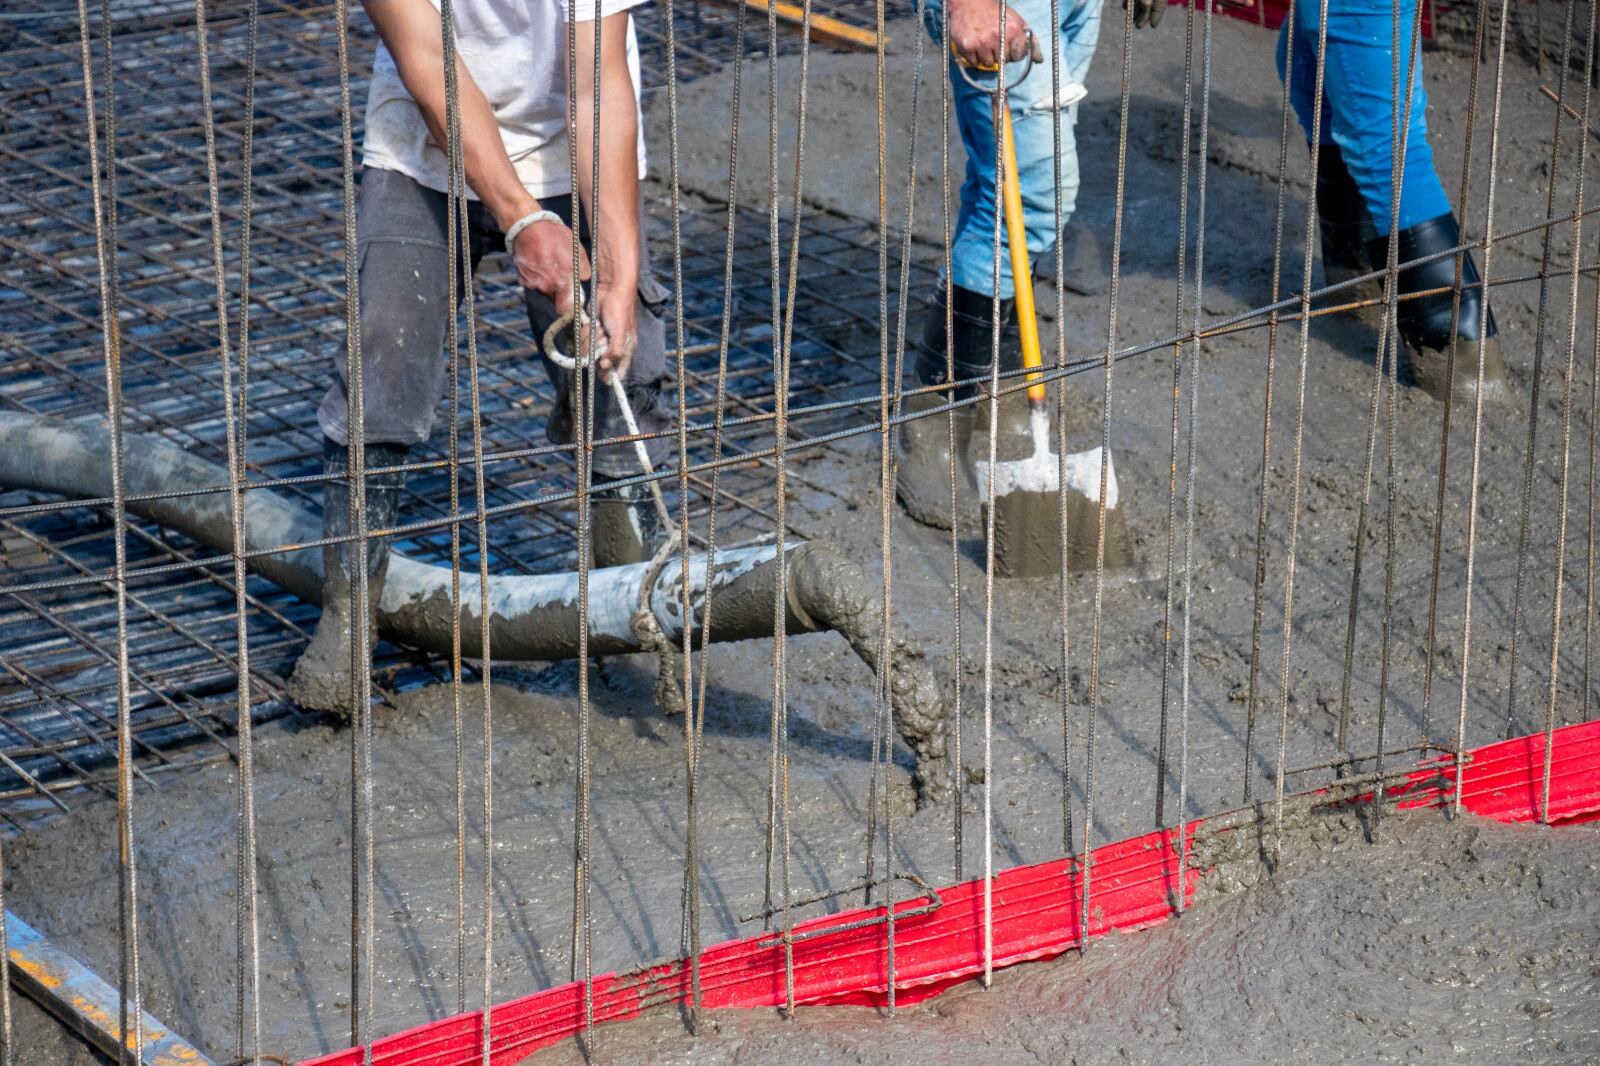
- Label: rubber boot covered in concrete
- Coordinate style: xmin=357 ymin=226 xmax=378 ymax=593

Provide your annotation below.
xmin=286 ymin=438 xmax=407 ymax=717
xmin=1367 ymin=212 xmax=1509 ymax=405
xmin=896 ymin=284 xmax=1019 ymax=530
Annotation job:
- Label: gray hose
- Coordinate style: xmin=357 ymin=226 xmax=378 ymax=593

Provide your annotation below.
xmin=0 ymin=414 xmax=948 ymax=798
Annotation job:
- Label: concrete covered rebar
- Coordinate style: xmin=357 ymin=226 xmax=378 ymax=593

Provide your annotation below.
xmin=0 ymin=413 xmax=947 ymax=798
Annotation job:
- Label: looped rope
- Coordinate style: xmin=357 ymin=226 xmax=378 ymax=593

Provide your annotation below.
xmin=549 ymin=296 xmax=683 ymax=714
xmin=541 ymin=300 xmax=604 ymax=373
xmin=542 ymin=299 xmax=673 ymax=530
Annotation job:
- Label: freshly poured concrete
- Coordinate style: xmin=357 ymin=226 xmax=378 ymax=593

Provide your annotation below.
xmin=534 ymin=812 xmax=1600 ymax=1065
xmin=9 ymin=11 xmax=1600 ymax=1063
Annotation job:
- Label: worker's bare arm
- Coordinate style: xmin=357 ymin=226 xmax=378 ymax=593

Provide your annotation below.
xmin=573 ymin=12 xmax=641 ymax=378
xmin=361 ymin=0 xmax=587 ymax=311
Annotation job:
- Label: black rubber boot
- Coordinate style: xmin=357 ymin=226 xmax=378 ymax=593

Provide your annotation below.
xmin=287 ymin=438 xmax=407 ymax=717
xmin=591 ymin=480 xmax=666 ymax=567
xmin=896 ymin=285 xmax=1022 ymax=530
xmin=1314 ymin=143 xmax=1381 ymax=299
xmin=1367 ymin=212 xmax=1509 ymax=405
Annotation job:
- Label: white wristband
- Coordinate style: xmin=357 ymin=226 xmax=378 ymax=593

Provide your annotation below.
xmin=503 ymin=209 xmax=562 ymax=255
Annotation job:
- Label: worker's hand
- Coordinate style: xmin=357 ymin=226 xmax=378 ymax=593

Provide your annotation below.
xmin=592 ymin=284 xmax=638 ymax=383
xmin=948 ymin=0 xmax=1040 ymax=69
xmin=1126 ymin=0 xmax=1165 ymax=30
xmin=513 ymin=216 xmax=591 ymax=317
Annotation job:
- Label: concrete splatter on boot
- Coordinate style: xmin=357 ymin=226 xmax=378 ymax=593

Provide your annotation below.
xmin=1369 ymin=212 xmax=1509 ymax=405
xmin=591 ymin=480 xmax=666 ymax=568
xmin=286 ymin=439 xmax=406 ymax=718
xmin=896 ymin=391 xmax=977 ymax=531
xmin=896 ymin=285 xmax=1017 ymax=530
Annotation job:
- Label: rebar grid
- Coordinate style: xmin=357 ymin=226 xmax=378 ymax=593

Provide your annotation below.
xmin=2 ymin=0 xmax=1599 ymax=1059
xmin=0 ymin=0 xmax=931 ymax=829
xmin=0 ymin=0 xmax=1588 ymax=836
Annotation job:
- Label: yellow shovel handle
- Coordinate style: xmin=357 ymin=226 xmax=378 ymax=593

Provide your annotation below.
xmin=952 ymin=44 xmax=1045 ymax=404
xmin=998 ymin=105 xmax=1046 ymax=404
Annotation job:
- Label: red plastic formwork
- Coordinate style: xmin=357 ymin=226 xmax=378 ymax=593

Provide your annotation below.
xmin=303 ymin=718 xmax=1600 ymax=1066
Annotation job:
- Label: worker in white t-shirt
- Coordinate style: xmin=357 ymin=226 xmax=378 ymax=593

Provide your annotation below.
xmin=291 ymin=0 xmax=672 ymax=716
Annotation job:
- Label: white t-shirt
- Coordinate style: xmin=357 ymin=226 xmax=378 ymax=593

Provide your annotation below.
xmin=362 ymin=0 xmax=649 ymax=201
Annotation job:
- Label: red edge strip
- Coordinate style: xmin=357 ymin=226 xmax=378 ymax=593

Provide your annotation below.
xmin=301 ymin=718 xmax=1600 ymax=1066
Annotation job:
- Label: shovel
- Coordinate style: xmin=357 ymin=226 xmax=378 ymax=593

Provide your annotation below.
xmin=970 ymin=80 xmax=1133 ymax=578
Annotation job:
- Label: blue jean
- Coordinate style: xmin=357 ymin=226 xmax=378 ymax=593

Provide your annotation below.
xmin=924 ymin=0 xmax=1105 ymax=298
xmin=1277 ymin=0 xmax=1451 ymax=235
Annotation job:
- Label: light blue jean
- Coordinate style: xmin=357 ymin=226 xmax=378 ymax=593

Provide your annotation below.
xmin=1277 ymin=0 xmax=1452 ymax=235
xmin=923 ymin=0 xmax=1105 ymax=298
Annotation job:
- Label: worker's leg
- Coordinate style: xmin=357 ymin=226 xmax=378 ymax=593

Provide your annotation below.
xmin=1292 ymin=0 xmax=1448 ymax=234
xmin=927 ymin=52 xmax=1022 ymax=386
xmin=1278 ymin=11 xmax=1380 ymax=290
xmin=520 ymin=194 xmax=674 ymax=564
xmin=932 ymin=0 xmax=1102 ymax=302
xmin=899 ymin=0 xmax=1005 ymax=528
xmin=1010 ymin=0 xmax=1102 ymax=281
xmin=294 ymin=166 xmax=450 ymax=714
xmin=317 ymin=168 xmax=456 ymax=448
xmin=1273 ymin=0 xmax=1497 ymax=403
xmin=1277 ymin=7 xmax=1326 ymax=148
xmin=900 ymin=0 xmax=1102 ymax=528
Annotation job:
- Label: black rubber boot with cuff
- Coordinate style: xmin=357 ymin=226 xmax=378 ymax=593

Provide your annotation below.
xmin=1367 ymin=212 xmax=1509 ymax=405
xmin=896 ymin=284 xmax=1022 ymax=530
xmin=591 ymin=479 xmax=666 ymax=568
xmin=286 ymin=437 xmax=407 ymax=718
xmin=1314 ymin=143 xmax=1381 ymax=302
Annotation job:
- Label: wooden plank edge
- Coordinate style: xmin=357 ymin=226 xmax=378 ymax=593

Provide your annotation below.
xmin=696 ymin=0 xmax=884 ymax=52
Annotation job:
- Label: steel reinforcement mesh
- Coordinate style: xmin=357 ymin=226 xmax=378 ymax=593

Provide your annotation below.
xmin=0 ymin=0 xmax=927 ymax=830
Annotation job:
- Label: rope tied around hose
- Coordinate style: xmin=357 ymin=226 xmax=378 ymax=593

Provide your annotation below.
xmin=545 ymin=298 xmax=684 ymax=714
xmin=542 ymin=299 xmax=675 ymax=531
xmin=630 ymin=525 xmax=688 ymax=717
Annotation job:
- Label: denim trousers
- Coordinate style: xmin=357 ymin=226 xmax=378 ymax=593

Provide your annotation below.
xmin=1277 ymin=0 xmax=1452 ymax=234
xmin=923 ymin=0 xmax=1105 ymax=298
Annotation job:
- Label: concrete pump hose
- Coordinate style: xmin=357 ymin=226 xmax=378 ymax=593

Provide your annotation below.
xmin=0 ymin=413 xmax=948 ymax=800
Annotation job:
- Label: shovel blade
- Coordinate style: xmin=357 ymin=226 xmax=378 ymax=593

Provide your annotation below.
xmin=984 ymin=485 xmax=1136 ymax=578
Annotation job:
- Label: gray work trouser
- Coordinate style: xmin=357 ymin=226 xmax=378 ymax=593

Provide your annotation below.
xmin=317 ymin=166 xmax=673 ymax=478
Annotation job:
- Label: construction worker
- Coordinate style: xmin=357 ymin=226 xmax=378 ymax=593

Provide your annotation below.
xmin=1283 ymin=0 xmax=1507 ymax=402
xmin=896 ymin=0 xmax=1161 ymax=530
xmin=288 ymin=0 xmax=671 ymax=715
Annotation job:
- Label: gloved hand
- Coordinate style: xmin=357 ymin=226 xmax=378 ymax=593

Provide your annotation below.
xmin=1126 ymin=0 xmax=1165 ymax=29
